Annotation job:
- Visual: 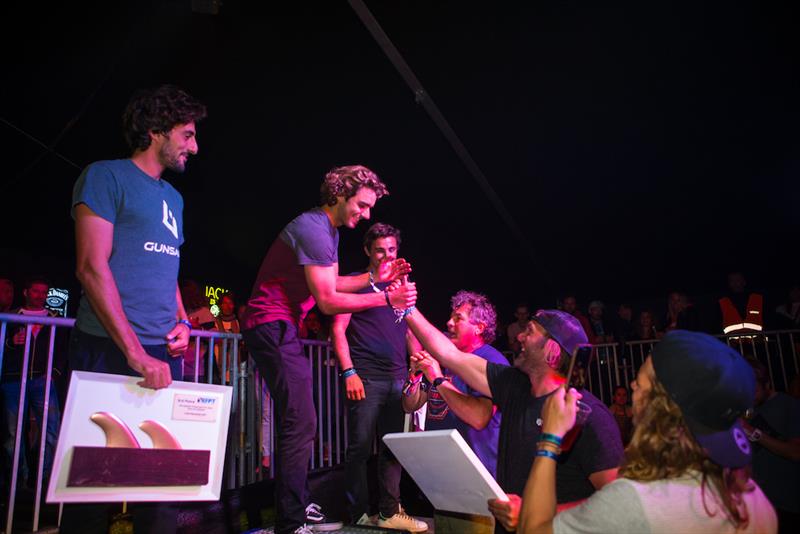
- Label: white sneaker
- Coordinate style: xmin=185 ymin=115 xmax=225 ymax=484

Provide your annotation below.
xmin=377 ymin=511 xmax=428 ymax=532
xmin=305 ymin=503 xmax=343 ymax=531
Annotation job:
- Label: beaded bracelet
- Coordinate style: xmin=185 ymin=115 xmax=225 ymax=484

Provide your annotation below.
xmin=540 ymin=432 xmax=563 ymax=447
xmin=395 ymin=305 xmax=416 ymax=324
xmin=536 ymin=449 xmax=559 ymax=461
xmin=177 ymin=319 xmax=193 ymax=331
xmin=340 ymin=368 xmax=358 ymax=379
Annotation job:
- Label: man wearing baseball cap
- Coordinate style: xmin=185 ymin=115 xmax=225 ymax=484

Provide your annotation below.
xmin=519 ymin=330 xmax=777 ymax=533
xmin=405 ymin=308 xmax=623 ymax=533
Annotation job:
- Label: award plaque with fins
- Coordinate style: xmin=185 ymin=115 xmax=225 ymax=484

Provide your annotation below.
xmin=47 ymin=371 xmax=232 ymax=503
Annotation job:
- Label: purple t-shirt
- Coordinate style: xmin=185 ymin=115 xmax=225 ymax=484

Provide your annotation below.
xmin=242 ymin=209 xmax=338 ymax=330
xmin=424 ymin=344 xmax=508 ymax=478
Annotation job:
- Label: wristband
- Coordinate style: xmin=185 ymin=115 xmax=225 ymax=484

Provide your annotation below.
xmin=537 ymin=441 xmax=562 ymax=454
xmin=540 ymin=432 xmax=563 ymax=447
xmin=177 ymin=319 xmax=193 ymax=331
xmin=536 ymin=449 xmax=559 ymax=461
xmin=432 ymin=376 xmax=451 ymax=388
xmin=384 ymin=289 xmax=393 ymax=308
xmin=340 ymin=367 xmax=358 ymax=379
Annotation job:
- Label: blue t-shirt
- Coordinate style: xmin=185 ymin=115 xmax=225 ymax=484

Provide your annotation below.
xmin=72 ymin=159 xmax=184 ymax=344
xmin=425 ymin=344 xmax=508 ymax=477
xmin=242 ymin=208 xmax=339 ymax=329
xmin=345 ymin=274 xmax=408 ymax=381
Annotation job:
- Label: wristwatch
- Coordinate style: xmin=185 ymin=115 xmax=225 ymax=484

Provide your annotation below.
xmin=432 ymin=376 xmax=451 ymax=388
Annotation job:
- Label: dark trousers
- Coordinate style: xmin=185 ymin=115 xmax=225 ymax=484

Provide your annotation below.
xmin=345 ymin=377 xmax=405 ymax=521
xmin=59 ymin=329 xmax=180 ymax=534
xmin=243 ymin=321 xmax=316 ymax=534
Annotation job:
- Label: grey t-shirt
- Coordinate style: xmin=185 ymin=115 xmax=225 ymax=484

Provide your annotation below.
xmin=554 ymin=474 xmax=777 ymax=534
xmin=72 ymin=159 xmax=184 ymax=344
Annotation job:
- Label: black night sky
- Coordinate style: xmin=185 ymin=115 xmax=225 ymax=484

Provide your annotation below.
xmin=2 ymin=1 xmax=798 ymax=330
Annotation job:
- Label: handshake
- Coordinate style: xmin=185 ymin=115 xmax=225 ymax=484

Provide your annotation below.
xmin=378 ymin=258 xmax=418 ymax=314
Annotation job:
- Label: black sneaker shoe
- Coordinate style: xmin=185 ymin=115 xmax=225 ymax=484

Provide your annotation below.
xmin=305 ymin=503 xmax=343 ymax=532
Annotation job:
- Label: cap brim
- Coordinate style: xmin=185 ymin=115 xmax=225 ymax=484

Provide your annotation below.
xmin=689 ymin=419 xmax=752 ymax=469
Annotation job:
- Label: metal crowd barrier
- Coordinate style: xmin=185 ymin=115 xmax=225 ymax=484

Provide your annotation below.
xmin=583 ymin=331 xmax=799 ymax=404
xmin=0 ymin=313 xmax=350 ymax=533
xmin=2 ymin=309 xmax=798 ymax=533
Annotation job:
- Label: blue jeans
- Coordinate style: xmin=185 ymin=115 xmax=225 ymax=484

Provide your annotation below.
xmin=345 ymin=377 xmax=405 ymax=520
xmin=1 ymin=376 xmax=61 ymax=485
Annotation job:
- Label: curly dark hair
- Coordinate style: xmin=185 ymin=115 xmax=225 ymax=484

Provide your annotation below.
xmin=363 ymin=222 xmax=402 ymax=251
xmin=451 ymin=290 xmax=498 ymax=344
xmin=319 ymin=165 xmax=388 ymax=206
xmin=122 ymin=84 xmax=207 ymax=153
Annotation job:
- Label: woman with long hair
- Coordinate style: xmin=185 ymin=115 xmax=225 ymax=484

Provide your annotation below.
xmin=519 ymin=330 xmax=777 ymax=533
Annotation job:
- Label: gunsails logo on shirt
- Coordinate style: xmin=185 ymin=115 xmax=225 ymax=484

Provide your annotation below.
xmin=162 ymin=200 xmax=179 ymax=239
xmin=142 ymin=200 xmax=181 ymax=257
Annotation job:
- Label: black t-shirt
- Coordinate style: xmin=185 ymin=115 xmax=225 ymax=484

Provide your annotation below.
xmin=486 ymin=363 xmax=624 ymax=517
xmin=345 ymin=274 xmax=408 ymax=381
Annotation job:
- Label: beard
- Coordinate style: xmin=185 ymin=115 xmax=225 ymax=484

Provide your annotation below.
xmin=160 ymin=143 xmax=187 ymax=173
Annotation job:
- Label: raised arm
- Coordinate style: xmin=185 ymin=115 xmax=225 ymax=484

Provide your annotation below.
xmin=74 ymin=203 xmax=173 ymax=389
xmin=405 ymin=308 xmax=491 ymax=397
xmin=335 ymin=258 xmax=412 ymax=293
xmin=306 ymin=264 xmax=415 ymax=316
xmin=412 ymin=350 xmax=494 ymax=430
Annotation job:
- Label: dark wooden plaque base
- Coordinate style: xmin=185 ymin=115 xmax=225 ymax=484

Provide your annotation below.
xmin=67 ymin=446 xmax=210 ymax=487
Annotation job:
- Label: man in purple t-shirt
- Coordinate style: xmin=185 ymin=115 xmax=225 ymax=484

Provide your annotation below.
xmin=241 ymin=165 xmax=416 ymax=534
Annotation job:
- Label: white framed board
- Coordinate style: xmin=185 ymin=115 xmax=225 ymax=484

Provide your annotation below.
xmin=47 ymin=371 xmax=232 ymax=503
xmin=383 ymin=429 xmax=508 ymax=516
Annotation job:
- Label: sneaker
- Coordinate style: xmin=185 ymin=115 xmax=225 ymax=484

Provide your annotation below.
xmin=355 ymin=513 xmax=372 ymax=526
xmin=305 ymin=503 xmax=343 ymax=531
xmin=377 ymin=511 xmax=428 ymax=532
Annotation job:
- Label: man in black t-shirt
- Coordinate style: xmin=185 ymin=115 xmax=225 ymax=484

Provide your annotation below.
xmin=405 ymin=308 xmax=623 ymax=533
xmin=331 ymin=223 xmax=427 ymax=532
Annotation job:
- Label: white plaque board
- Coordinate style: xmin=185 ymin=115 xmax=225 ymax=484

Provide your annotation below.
xmin=383 ymin=429 xmax=507 ymax=516
xmin=47 ymin=371 xmax=232 ymax=503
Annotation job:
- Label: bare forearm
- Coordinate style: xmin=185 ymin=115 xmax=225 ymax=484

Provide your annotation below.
xmin=437 ymin=383 xmax=493 ymax=430
xmin=331 ymin=330 xmax=354 ymax=370
xmin=336 ymin=272 xmax=370 ymax=293
xmin=406 ymin=310 xmax=491 ymax=397
xmin=76 ymin=263 xmax=142 ymax=357
xmin=316 ymin=289 xmax=388 ymax=316
xmin=519 ymin=457 xmax=557 ymax=534
xmin=402 ymin=385 xmax=427 ymax=413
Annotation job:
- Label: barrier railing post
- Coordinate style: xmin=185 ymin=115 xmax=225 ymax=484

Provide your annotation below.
xmin=33 ymin=324 xmax=58 ymax=531
xmin=6 ymin=324 xmax=32 ymax=534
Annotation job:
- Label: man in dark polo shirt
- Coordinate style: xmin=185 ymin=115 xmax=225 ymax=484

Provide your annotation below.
xmin=331 ymin=222 xmax=427 ymax=532
xmin=241 ymin=166 xmax=416 ymax=534
xmin=405 ymin=308 xmax=623 ymax=533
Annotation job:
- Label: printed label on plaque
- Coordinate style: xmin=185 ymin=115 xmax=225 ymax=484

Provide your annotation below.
xmin=172 ymin=394 xmax=220 ymax=422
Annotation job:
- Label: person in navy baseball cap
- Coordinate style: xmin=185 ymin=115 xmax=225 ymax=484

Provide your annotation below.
xmin=651 ymin=329 xmax=755 ymax=468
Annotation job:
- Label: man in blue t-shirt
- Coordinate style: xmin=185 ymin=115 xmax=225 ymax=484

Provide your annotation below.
xmin=63 ymin=85 xmax=206 ymax=534
xmin=403 ymin=291 xmax=508 ymax=477
xmin=241 ymin=166 xmax=417 ymax=534
xmin=330 ymin=223 xmax=427 ymax=532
